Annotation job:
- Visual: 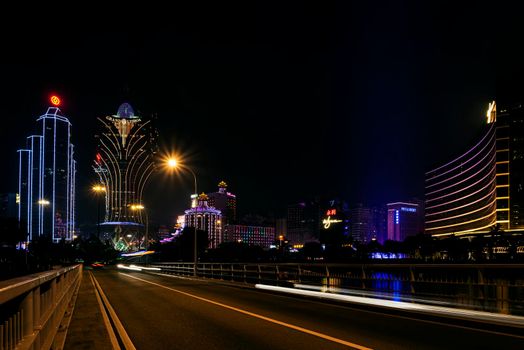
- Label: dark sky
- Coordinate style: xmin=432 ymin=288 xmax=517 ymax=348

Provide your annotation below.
xmin=0 ymin=2 xmax=521 ymax=228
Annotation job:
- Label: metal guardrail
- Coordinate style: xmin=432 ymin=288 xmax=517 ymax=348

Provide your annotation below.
xmin=145 ymin=262 xmax=524 ymax=315
xmin=0 ymin=264 xmax=82 ymax=350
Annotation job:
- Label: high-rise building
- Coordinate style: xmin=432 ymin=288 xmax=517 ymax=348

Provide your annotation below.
xmin=185 ymin=193 xmax=222 ymax=248
xmin=349 ymin=204 xmax=372 ymax=243
xmin=93 ymin=103 xmax=157 ymax=232
xmin=371 ymin=206 xmax=387 ymax=243
xmin=425 ymin=101 xmax=524 ymax=237
xmin=17 ymin=102 xmax=76 ymax=242
xmin=287 ymin=201 xmax=319 ymax=245
xmin=387 ymin=202 xmax=422 ymax=241
xmin=319 ymin=198 xmax=350 ymax=245
xmin=497 ymin=103 xmax=524 ymax=230
xmin=207 ymin=181 xmax=237 ymax=224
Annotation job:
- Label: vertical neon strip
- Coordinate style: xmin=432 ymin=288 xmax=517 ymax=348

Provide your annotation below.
xmin=18 ymin=151 xmax=21 ymax=222
xmin=52 ymin=116 xmax=56 ymax=241
xmin=41 ymin=118 xmax=46 ymax=237
xmin=28 ymin=139 xmax=33 ymax=240
xmin=39 ymin=134 xmax=44 ymax=236
xmin=66 ymin=127 xmax=70 ymax=240
xmin=26 ymin=149 xmax=31 ymax=241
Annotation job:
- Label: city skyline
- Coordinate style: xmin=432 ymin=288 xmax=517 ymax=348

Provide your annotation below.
xmin=1 ymin=3 xmax=522 ymax=228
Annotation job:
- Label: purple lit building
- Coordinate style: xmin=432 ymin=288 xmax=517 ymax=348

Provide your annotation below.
xmin=207 ymin=181 xmax=237 ymax=225
xmin=387 ymin=202 xmax=423 ymax=241
xmin=185 ymin=193 xmax=223 ymax=249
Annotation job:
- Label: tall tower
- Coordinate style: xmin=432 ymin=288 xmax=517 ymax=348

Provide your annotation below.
xmin=18 ymin=98 xmax=76 ymax=242
xmin=93 ymin=103 xmax=157 ymax=229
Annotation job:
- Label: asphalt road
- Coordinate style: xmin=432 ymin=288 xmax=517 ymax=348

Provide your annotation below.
xmin=91 ymin=268 xmax=524 ymax=350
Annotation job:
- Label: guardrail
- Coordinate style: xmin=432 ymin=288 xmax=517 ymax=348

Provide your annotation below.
xmin=143 ymin=262 xmax=524 ymax=315
xmin=0 ymin=264 xmax=82 ymax=350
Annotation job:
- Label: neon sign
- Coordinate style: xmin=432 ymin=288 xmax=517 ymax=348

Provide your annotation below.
xmin=323 ymin=216 xmax=342 ymax=229
xmin=401 ymin=207 xmax=416 ymax=212
xmin=50 ymin=95 xmax=61 ymax=106
xmin=326 ymin=209 xmax=337 ymax=216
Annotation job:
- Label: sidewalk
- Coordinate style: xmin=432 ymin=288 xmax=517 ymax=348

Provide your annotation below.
xmin=63 ymin=269 xmax=113 ymax=350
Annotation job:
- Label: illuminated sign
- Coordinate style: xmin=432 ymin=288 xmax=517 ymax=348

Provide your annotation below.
xmin=486 ymin=101 xmax=496 ymax=124
xmin=326 ymin=209 xmax=337 ymax=216
xmin=16 ymin=193 xmax=20 ymax=204
xmin=401 ymin=207 xmax=416 ymax=213
xmin=50 ymin=95 xmax=61 ymax=106
xmin=395 ymin=210 xmax=399 ymax=224
xmin=323 ymin=216 xmax=342 ymax=229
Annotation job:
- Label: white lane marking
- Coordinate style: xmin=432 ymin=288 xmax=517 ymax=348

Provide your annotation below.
xmin=91 ymin=272 xmax=137 ymax=350
xmin=89 ymin=272 xmax=121 ymax=350
xmin=120 ymin=273 xmax=373 ymax=350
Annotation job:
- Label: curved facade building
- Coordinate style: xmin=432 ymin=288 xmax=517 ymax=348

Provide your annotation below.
xmin=93 ymin=103 xmax=157 ymax=225
xmin=425 ymin=122 xmax=498 ymax=237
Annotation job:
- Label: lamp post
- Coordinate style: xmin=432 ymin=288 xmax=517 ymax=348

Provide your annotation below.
xmin=130 ymin=204 xmax=149 ymax=251
xmin=92 ymin=185 xmax=106 ymax=240
xmin=166 ymin=158 xmax=198 ymax=276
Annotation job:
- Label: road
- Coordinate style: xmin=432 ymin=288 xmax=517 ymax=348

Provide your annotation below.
xmin=90 ymin=268 xmax=524 ymax=350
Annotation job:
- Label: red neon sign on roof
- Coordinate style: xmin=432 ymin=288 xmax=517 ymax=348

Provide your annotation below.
xmin=50 ymin=95 xmax=61 ymax=106
xmin=326 ymin=209 xmax=336 ymax=216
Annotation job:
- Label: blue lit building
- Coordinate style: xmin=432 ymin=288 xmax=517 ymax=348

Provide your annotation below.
xmin=386 ymin=202 xmax=423 ymax=241
xmin=17 ymin=105 xmax=76 ymax=242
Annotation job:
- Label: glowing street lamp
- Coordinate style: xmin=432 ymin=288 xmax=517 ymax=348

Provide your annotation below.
xmin=92 ymin=185 xmax=106 ymax=239
xmin=166 ymin=156 xmax=199 ymax=276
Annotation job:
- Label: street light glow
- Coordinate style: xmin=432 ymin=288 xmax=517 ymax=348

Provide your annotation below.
xmin=38 ymin=199 xmax=50 ymax=205
xmin=167 ymin=158 xmax=178 ymax=168
xmin=130 ymin=204 xmax=145 ymax=210
xmin=92 ymin=185 xmax=106 ymax=192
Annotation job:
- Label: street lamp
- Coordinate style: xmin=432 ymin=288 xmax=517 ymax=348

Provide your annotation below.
xmin=130 ymin=204 xmax=149 ymax=251
xmin=92 ymin=185 xmax=106 ymax=240
xmin=166 ymin=157 xmax=198 ymax=276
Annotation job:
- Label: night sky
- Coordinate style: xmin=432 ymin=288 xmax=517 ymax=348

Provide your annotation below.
xmin=0 ymin=2 xmax=522 ymax=228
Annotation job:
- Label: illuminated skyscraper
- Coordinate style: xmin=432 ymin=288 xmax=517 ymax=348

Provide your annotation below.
xmin=387 ymin=202 xmax=422 ymax=241
xmin=425 ymin=101 xmax=524 ymax=237
xmin=93 ymin=103 xmax=157 ymax=230
xmin=185 ymin=193 xmax=222 ymax=248
xmin=17 ymin=102 xmax=76 ymax=242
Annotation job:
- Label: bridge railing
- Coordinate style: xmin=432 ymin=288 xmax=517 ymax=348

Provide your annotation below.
xmin=145 ymin=262 xmax=524 ymax=315
xmin=0 ymin=264 xmax=82 ymax=350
